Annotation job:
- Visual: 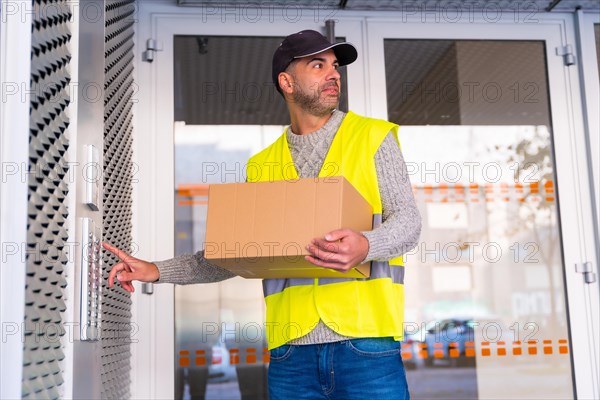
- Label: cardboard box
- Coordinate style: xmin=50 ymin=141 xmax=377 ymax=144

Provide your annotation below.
xmin=204 ymin=176 xmax=373 ymax=279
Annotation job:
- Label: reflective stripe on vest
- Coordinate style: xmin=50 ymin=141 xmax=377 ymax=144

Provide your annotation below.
xmin=262 ymin=213 xmax=405 ymax=294
xmin=248 ymin=111 xmax=406 ymax=349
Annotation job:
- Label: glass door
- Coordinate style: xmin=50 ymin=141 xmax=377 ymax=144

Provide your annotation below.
xmin=366 ymin=19 xmax=597 ymax=399
xmin=173 ymin=35 xmax=286 ymax=400
xmin=144 ymin=13 xmax=367 ymax=399
xmin=154 ymin=19 xmax=366 ymax=400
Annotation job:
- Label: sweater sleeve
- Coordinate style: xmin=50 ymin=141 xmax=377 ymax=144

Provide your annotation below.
xmin=153 ymin=250 xmax=236 ymax=285
xmin=362 ymin=132 xmax=422 ymax=261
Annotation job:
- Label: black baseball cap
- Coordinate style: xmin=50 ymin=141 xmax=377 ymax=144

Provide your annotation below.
xmin=272 ymin=30 xmax=358 ymax=93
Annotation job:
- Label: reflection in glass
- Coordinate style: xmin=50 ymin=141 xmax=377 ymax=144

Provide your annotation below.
xmin=173 ymin=34 xmax=351 ymax=400
xmin=175 ymin=125 xmax=281 ymax=400
xmin=173 ymin=35 xmax=288 ymax=400
xmin=384 ymin=40 xmax=573 ymax=399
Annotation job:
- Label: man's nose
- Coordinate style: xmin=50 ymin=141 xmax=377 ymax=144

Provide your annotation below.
xmin=326 ymin=65 xmax=341 ymax=81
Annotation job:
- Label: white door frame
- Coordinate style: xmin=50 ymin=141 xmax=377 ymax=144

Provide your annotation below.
xmin=574 ymin=10 xmax=600 ymax=280
xmin=0 ymin=1 xmax=31 ymax=398
xmin=134 ymin=2 xmax=599 ymax=398
xmin=366 ymin=14 xmax=599 ymax=399
xmin=574 ymin=12 xmax=600 ymax=399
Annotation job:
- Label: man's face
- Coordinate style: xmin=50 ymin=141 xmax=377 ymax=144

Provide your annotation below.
xmin=285 ymin=49 xmax=341 ymax=117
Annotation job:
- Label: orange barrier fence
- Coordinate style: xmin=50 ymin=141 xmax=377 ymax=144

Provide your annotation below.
xmin=177 ymin=184 xmax=209 ymax=206
xmin=178 ymin=338 xmax=569 ymax=367
xmin=176 ymin=181 xmax=557 ymax=206
xmin=413 ymin=181 xmax=555 ymax=203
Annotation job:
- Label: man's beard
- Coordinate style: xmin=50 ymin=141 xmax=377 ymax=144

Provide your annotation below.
xmin=292 ymin=83 xmax=339 ymax=117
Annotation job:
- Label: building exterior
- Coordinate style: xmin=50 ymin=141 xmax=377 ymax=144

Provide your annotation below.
xmin=1 ymin=1 xmax=599 ymax=399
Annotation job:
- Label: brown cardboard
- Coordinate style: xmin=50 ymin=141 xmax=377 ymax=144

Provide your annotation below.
xmin=204 ymin=176 xmax=373 ymax=279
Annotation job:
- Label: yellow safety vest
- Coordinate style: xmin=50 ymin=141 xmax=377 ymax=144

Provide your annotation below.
xmin=248 ymin=111 xmax=406 ymax=349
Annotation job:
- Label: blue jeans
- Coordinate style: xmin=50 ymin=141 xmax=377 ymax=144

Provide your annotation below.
xmin=268 ymin=337 xmax=410 ymax=400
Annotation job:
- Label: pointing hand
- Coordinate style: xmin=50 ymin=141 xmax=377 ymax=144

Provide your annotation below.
xmin=103 ymin=242 xmax=159 ymax=293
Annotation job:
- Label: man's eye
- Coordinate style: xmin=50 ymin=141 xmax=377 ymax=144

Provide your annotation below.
xmin=314 ymin=63 xmax=322 ymax=69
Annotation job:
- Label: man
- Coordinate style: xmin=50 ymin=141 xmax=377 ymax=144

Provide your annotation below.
xmin=104 ymin=29 xmax=421 ymax=399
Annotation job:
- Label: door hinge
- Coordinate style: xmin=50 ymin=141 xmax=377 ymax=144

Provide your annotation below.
xmin=575 ymin=261 xmax=597 ymax=284
xmin=556 ymin=45 xmax=576 ymax=66
xmin=142 ymin=39 xmax=163 ymax=63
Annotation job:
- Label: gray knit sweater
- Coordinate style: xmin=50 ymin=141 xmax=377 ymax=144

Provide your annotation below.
xmin=154 ymin=110 xmax=422 ymax=344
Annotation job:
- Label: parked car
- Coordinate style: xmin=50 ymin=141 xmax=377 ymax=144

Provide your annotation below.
xmin=423 ymin=318 xmax=476 ymax=367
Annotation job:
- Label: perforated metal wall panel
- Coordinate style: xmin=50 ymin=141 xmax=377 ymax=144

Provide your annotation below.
xmin=22 ymin=0 xmax=72 ymax=398
xmin=101 ymin=1 xmax=136 ymax=398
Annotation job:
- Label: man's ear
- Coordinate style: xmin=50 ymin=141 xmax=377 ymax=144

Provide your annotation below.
xmin=278 ymin=72 xmax=294 ymax=95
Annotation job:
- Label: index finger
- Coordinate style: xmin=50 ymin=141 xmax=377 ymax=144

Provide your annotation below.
xmin=102 ymin=242 xmax=136 ymax=263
